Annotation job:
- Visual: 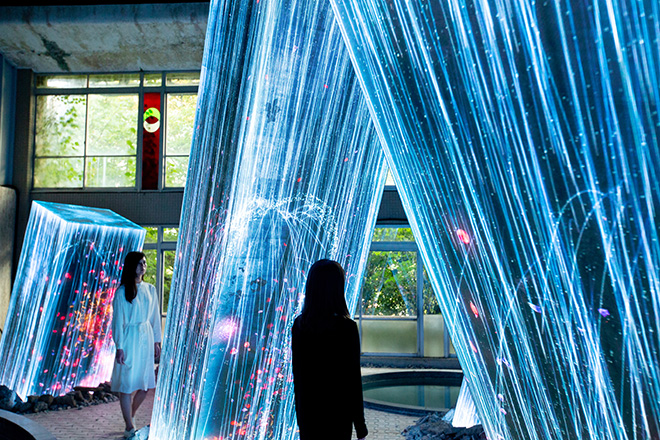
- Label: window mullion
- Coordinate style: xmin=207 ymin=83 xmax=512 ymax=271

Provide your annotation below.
xmin=417 ymin=250 xmax=424 ymax=357
xmin=137 ymin=81 xmax=145 ymax=190
xmin=159 ymin=88 xmax=165 ymax=190
xmin=83 ymin=92 xmax=90 ymax=189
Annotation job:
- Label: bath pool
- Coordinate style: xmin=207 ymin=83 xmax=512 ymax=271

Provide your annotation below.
xmin=362 ymin=370 xmax=463 ymax=416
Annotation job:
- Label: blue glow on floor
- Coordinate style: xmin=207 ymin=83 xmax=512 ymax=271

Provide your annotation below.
xmin=0 ymin=201 xmax=145 ymax=400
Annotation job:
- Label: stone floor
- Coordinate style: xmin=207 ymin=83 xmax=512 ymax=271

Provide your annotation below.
xmin=23 ymin=369 xmax=421 ymax=440
xmin=23 ymin=391 xmax=418 ymax=440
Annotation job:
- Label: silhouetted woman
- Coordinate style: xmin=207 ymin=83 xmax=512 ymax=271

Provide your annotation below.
xmin=111 ymin=251 xmax=162 ymax=438
xmin=291 ymin=259 xmax=368 ymax=440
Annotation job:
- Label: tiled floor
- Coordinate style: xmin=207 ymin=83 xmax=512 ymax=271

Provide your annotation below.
xmin=23 ymin=372 xmax=421 ymax=440
xmin=23 ymin=391 xmax=418 ymax=440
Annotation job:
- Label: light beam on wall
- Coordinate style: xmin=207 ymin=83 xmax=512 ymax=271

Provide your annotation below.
xmin=0 ymin=201 xmax=145 ymax=400
xmin=149 ymin=0 xmax=386 ymax=438
xmin=330 ymin=0 xmax=660 ymax=439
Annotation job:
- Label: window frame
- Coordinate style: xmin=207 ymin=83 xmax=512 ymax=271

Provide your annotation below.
xmin=358 ymin=225 xmax=455 ymax=358
xmin=163 ymin=91 xmax=199 ymax=188
xmin=142 ymin=225 xmax=178 ymax=319
xmin=31 ymin=71 xmax=199 ymax=192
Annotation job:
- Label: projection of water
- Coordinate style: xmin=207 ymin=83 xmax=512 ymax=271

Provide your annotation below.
xmin=331 ymin=0 xmax=659 ymax=439
xmin=0 ymin=201 xmax=145 ymax=400
xmin=150 ymin=0 xmax=385 ymax=438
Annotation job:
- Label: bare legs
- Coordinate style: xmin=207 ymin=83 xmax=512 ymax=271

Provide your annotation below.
xmin=119 ymin=393 xmax=134 ymax=431
xmin=119 ymin=389 xmax=151 ymax=431
xmin=132 ymin=389 xmax=148 ymax=418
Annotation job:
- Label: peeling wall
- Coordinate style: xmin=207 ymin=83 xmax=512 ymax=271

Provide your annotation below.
xmin=0 ymin=3 xmax=209 ymax=72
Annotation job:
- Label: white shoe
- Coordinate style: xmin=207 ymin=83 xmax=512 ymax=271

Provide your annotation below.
xmin=124 ymin=428 xmax=137 ymax=438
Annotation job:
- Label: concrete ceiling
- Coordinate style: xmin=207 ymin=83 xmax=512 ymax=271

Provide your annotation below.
xmin=0 ymin=2 xmax=209 ymax=73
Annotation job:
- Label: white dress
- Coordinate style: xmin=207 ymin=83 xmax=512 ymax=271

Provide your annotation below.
xmin=110 ymin=282 xmax=162 ymax=393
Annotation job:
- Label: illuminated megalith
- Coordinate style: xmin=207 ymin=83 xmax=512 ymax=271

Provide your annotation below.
xmin=331 ymin=0 xmax=660 ymax=439
xmin=0 ymin=201 xmax=145 ymax=400
xmin=150 ymin=0 xmax=385 ymax=439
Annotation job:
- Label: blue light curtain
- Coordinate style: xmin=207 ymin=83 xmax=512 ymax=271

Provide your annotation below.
xmin=150 ymin=0 xmax=386 ymax=438
xmin=330 ymin=0 xmax=659 ymax=439
xmin=0 ymin=201 xmax=145 ymax=399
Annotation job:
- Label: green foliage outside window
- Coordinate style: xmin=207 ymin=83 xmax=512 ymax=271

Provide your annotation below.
xmin=165 ymin=94 xmax=198 ymax=187
xmin=33 ymin=158 xmax=83 ymax=188
xmin=162 ymin=250 xmax=176 ymax=313
xmin=361 ymin=227 xmax=441 ymax=317
xmin=35 ymin=95 xmax=86 ymax=157
xmin=165 ymin=157 xmax=190 ymax=187
xmin=34 ymin=93 xmax=138 ymax=188
xmin=163 ymin=228 xmax=179 ymax=242
xmin=143 ymin=249 xmax=158 ymax=287
xmin=86 ymin=94 xmax=137 ymax=156
xmin=34 ymin=95 xmax=86 ymax=187
xmin=372 ymin=226 xmax=414 ymax=241
xmin=362 ymin=251 xmax=417 ymax=316
xmin=142 ymin=227 xmax=178 ymax=314
xmin=34 ymin=72 xmax=198 ymax=189
xmin=144 ymin=227 xmax=159 ymax=244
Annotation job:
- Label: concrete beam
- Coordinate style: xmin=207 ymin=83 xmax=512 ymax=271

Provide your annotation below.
xmin=0 ymin=3 xmax=209 ymax=72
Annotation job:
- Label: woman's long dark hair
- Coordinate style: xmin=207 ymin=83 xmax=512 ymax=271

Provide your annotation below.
xmin=120 ymin=251 xmax=145 ymax=303
xmin=300 ymin=259 xmax=351 ymax=328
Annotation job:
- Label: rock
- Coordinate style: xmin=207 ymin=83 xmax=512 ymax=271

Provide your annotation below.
xmin=0 ymin=385 xmax=17 ymax=411
xmin=0 ymin=385 xmax=15 ymax=401
xmin=38 ymin=394 xmax=55 ymax=406
xmin=55 ymin=394 xmax=77 ymax=408
xmin=69 ymin=390 xmax=85 ymax=402
xmin=33 ymin=401 xmax=49 ymax=413
xmin=403 ymin=412 xmax=486 ymax=440
xmin=0 ymin=398 xmax=13 ymax=411
xmin=0 ymin=381 xmax=118 ymax=414
xmin=73 ymin=386 xmax=96 ymax=400
xmin=13 ymin=401 xmax=33 ymax=413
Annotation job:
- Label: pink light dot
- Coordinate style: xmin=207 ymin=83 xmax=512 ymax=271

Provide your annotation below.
xmin=469 ymin=301 xmax=479 ymax=318
xmin=456 ymin=229 xmax=471 ymax=244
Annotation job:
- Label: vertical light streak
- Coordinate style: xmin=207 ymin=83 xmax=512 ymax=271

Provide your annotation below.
xmin=150 ymin=0 xmax=386 ymax=438
xmin=330 ymin=0 xmax=659 ymax=439
xmin=451 ymin=381 xmax=481 ymax=428
xmin=0 ymin=201 xmax=145 ymax=400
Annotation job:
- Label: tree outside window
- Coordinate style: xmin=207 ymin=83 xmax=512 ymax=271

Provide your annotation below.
xmin=33 ymin=72 xmax=199 ymax=190
xmin=165 ymin=93 xmax=198 ymax=187
xmin=34 ymin=93 xmax=138 ymax=188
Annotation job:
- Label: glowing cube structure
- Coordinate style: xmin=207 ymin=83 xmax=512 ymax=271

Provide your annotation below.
xmin=150 ymin=0 xmax=385 ymax=439
xmin=331 ymin=0 xmax=660 ymax=439
xmin=0 ymin=201 xmax=145 ymax=399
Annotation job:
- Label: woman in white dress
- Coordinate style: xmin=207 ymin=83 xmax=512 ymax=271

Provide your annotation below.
xmin=111 ymin=251 xmax=162 ymax=438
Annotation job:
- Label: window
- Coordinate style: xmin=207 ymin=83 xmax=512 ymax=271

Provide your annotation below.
xmin=142 ymin=226 xmax=179 ymax=316
xmin=33 ymin=72 xmax=199 ymax=190
xmin=165 ymin=93 xmax=198 ymax=187
xmin=358 ymin=226 xmax=455 ymax=358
